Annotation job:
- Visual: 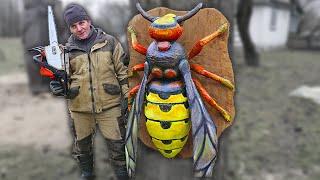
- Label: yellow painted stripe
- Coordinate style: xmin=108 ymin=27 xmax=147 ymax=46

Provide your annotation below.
xmin=158 ymin=148 xmax=182 ymax=158
xmin=146 ymin=120 xmax=191 ymax=140
xmin=151 ymin=136 xmax=188 ymax=150
xmin=144 ymin=103 xmax=189 ymax=121
xmin=146 ymin=92 xmax=187 ymax=103
xmin=154 ymin=14 xmax=176 ymax=24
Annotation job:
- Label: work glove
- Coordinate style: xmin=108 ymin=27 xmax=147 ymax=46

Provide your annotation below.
xmin=49 ymin=80 xmax=65 ymax=96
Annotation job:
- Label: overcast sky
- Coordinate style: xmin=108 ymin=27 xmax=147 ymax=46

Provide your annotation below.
xmin=61 ymin=0 xmax=129 ymax=17
xmin=61 ymin=0 xmax=128 ymax=5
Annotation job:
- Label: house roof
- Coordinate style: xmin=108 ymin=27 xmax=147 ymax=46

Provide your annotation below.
xmin=254 ymin=0 xmax=291 ymax=8
xmin=254 ymin=0 xmax=290 ymax=4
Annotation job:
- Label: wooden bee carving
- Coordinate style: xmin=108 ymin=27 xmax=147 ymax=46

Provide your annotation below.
xmin=125 ymin=3 xmax=235 ymax=178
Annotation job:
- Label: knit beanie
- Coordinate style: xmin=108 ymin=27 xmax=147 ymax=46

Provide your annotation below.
xmin=63 ymin=4 xmax=90 ymax=26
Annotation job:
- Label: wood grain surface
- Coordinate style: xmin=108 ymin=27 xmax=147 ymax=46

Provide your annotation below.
xmin=127 ymin=7 xmax=235 ymax=158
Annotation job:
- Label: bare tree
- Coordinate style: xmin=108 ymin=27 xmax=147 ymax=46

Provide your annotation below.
xmin=0 ymin=0 xmax=22 ymax=37
xmin=161 ymin=0 xmax=169 ymax=7
xmin=237 ymin=0 xmax=260 ymax=66
xmin=130 ymin=0 xmax=139 ymax=19
xmin=95 ymin=3 xmax=130 ymax=41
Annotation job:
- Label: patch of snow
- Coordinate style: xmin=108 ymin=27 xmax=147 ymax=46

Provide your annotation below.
xmin=290 ymin=85 xmax=320 ymax=105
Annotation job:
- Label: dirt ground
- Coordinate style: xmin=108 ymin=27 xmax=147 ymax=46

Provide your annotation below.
xmin=0 ymin=38 xmax=116 ymax=180
xmin=0 ymin=38 xmax=320 ymax=180
xmin=228 ymin=49 xmax=320 ymax=180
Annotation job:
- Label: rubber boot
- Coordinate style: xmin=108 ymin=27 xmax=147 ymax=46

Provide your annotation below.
xmin=78 ymin=153 xmax=95 ymax=180
xmin=114 ymin=166 xmax=129 ymax=180
xmin=106 ymin=139 xmax=129 ymax=180
xmin=75 ymin=135 xmax=95 ymax=180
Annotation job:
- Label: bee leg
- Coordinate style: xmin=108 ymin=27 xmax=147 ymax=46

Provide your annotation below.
xmin=128 ymin=63 xmax=145 ymax=77
xmin=190 ymin=64 xmax=234 ymax=90
xmin=128 ymin=26 xmax=147 ymax=55
xmin=188 ymin=23 xmax=228 ymax=60
xmin=192 ymin=78 xmax=232 ymax=122
xmin=128 ymin=84 xmax=140 ymax=110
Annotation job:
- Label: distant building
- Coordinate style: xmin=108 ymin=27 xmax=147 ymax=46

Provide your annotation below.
xmin=235 ymin=0 xmax=291 ymax=50
xmin=287 ymin=0 xmax=320 ymax=49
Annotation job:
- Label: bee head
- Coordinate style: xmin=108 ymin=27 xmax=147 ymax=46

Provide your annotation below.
xmin=136 ymin=3 xmax=203 ymax=42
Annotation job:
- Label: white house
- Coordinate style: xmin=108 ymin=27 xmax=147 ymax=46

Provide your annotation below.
xmin=235 ymin=0 xmax=291 ymax=50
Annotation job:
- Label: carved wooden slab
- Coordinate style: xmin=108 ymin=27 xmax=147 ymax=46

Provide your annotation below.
xmin=127 ymin=7 xmax=235 ymax=158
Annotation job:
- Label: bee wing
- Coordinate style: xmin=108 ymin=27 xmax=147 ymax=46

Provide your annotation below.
xmin=125 ymin=62 xmax=150 ymax=177
xmin=179 ymin=59 xmax=218 ymax=177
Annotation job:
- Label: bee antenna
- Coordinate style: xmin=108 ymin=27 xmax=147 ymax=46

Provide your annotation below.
xmin=136 ymin=3 xmax=157 ymax=22
xmin=176 ymin=3 xmax=203 ymax=23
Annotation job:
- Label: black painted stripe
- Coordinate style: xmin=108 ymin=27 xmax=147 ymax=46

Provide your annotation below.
xmin=156 ymin=147 xmax=184 ymax=151
xmin=146 ymin=118 xmax=190 ymax=123
xmin=150 ymin=135 xmax=189 ymax=141
xmin=145 ymin=101 xmax=189 ymax=106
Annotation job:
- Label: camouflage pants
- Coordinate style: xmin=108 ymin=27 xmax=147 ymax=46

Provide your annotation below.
xmin=70 ymin=105 xmax=127 ymax=177
xmin=70 ymin=106 xmax=124 ymax=140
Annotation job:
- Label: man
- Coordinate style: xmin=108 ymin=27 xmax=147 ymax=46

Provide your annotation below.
xmin=50 ymin=4 xmax=129 ymax=180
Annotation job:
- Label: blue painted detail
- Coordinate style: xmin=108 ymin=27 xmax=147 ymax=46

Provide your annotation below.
xmin=148 ymin=80 xmax=185 ymax=94
xmin=151 ymin=22 xmax=177 ymax=29
xmin=146 ymin=41 xmax=186 ymax=70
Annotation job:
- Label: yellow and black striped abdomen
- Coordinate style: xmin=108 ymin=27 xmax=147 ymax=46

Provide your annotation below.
xmin=144 ymin=80 xmax=190 ymax=158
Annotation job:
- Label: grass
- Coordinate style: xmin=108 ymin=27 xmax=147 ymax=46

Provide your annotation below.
xmin=0 ymin=38 xmax=24 ymax=75
xmin=228 ymin=49 xmax=320 ymax=180
xmin=1 ymin=37 xmax=320 ymax=179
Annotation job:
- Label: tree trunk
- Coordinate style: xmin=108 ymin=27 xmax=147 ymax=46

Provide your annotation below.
xmin=161 ymin=0 xmax=169 ymax=7
xmin=237 ymin=0 xmax=260 ymax=67
xmin=130 ymin=0 xmax=139 ymax=19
